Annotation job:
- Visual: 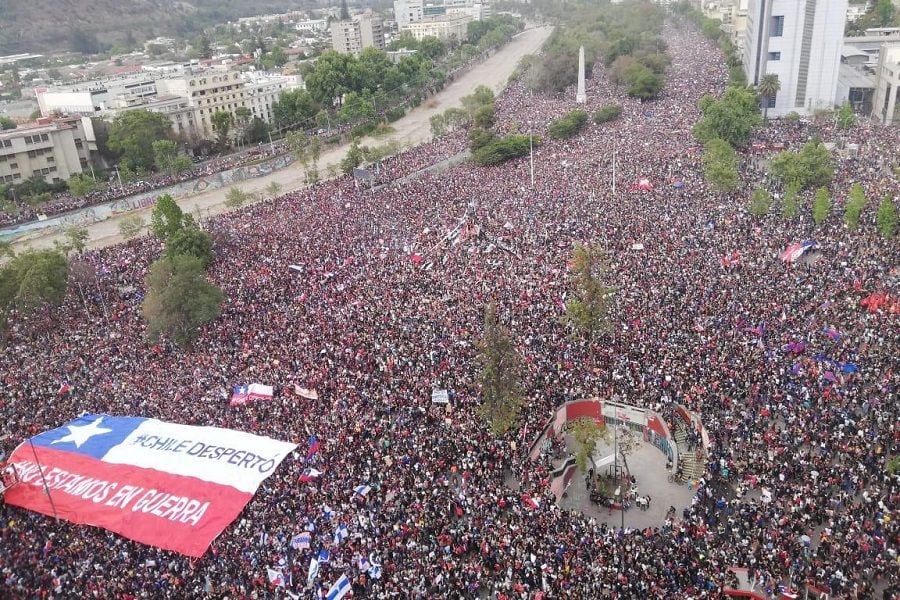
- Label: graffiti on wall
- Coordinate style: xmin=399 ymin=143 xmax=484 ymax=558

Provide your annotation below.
xmin=1 ymin=153 xmax=295 ymax=242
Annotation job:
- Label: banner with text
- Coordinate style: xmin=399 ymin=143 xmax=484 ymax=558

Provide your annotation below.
xmin=3 ymin=414 xmax=296 ymax=557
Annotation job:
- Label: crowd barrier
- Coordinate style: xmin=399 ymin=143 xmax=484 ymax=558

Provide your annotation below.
xmin=0 ymin=153 xmax=295 ymax=242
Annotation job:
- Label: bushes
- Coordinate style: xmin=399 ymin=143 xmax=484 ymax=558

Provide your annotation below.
xmin=548 ymin=110 xmax=589 ymax=139
xmin=768 ymin=142 xmax=833 ymax=191
xmin=748 ymin=188 xmax=772 ymax=216
xmin=844 ymin=183 xmax=866 ymax=230
xmin=693 ymin=87 xmax=762 ymax=148
xmin=702 ymin=137 xmax=740 ymax=192
xmin=812 ymin=188 xmax=831 ymax=226
xmin=384 ymin=107 xmax=405 ymax=122
xmin=594 ymin=105 xmax=622 ymax=124
xmin=472 ymin=135 xmax=537 ymax=167
xmin=876 ymin=196 xmax=897 ymax=238
xmin=469 ymin=128 xmax=496 ymax=151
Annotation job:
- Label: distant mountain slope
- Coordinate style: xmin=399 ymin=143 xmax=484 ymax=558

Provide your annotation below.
xmin=0 ymin=0 xmax=305 ymax=54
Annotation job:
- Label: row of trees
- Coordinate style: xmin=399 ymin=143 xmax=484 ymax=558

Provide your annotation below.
xmin=528 ymin=2 xmax=668 ymax=99
xmin=478 ymin=242 xmax=614 ymax=435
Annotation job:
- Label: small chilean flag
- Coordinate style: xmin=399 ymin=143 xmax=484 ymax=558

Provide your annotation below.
xmin=300 ymin=468 xmax=322 ymax=483
xmin=57 ymin=383 xmax=73 ymax=394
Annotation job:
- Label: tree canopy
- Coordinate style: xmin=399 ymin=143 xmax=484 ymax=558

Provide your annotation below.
xmin=0 ymin=249 xmax=69 ymax=327
xmin=107 ymin=110 xmax=173 ymax=171
xmin=768 ymin=142 xmax=833 ymax=191
xmin=142 ymin=254 xmax=224 ymax=348
xmin=693 ymin=87 xmax=762 ymax=148
xmin=150 ymin=194 xmax=194 ymax=241
xmin=477 ymin=303 xmax=523 ymax=435
xmin=564 ymin=243 xmax=614 ymax=339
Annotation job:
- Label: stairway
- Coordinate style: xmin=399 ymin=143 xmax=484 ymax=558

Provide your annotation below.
xmin=673 ymin=420 xmax=707 ymax=483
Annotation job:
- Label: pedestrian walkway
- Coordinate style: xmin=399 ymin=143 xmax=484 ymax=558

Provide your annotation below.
xmin=559 ymin=437 xmax=696 ymax=530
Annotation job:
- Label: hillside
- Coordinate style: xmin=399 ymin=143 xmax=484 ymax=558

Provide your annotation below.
xmin=0 ymin=0 xmax=306 ymax=54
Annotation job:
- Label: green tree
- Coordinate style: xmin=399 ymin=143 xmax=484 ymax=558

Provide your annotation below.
xmin=232 ymin=107 xmax=252 ymax=146
xmin=844 ymin=183 xmax=867 ymax=230
xmin=210 ymin=111 xmax=232 ymax=148
xmin=224 ymin=187 xmax=251 ymax=208
xmin=272 ymin=89 xmax=320 ymax=130
xmin=430 ymin=114 xmax=446 ymax=138
xmin=693 ymin=87 xmax=762 ymax=148
xmin=244 ymin=117 xmax=270 ymax=144
xmin=0 ymin=249 xmax=69 ymax=327
xmin=60 ymin=226 xmax=89 ymax=256
xmin=265 ymin=181 xmax=283 ymax=199
xmin=152 ymin=139 xmax=191 ymax=176
xmin=594 ymin=105 xmax=622 ymax=124
xmin=812 ymin=187 xmax=832 ymax=225
xmin=165 ymin=227 xmax=214 ymax=268
xmin=570 ymin=418 xmax=609 ymax=473
xmin=782 ymin=183 xmax=801 ymax=220
xmin=118 ymin=215 xmax=144 ymax=239
xmin=624 ymin=64 xmax=663 ymax=99
xmin=876 ymin=196 xmax=898 ymax=238
xmin=195 ymin=34 xmax=213 ymax=59
xmin=768 ymin=142 xmax=833 ymax=191
xmin=304 ymin=51 xmax=358 ymax=106
xmin=67 ymin=173 xmax=96 ymax=197
xmin=749 ymin=188 xmax=772 ymax=216
xmin=756 ymin=74 xmax=781 ymax=121
xmin=472 ymin=135 xmax=533 ymax=166
xmin=564 ymin=243 xmax=614 ymax=339
xmin=0 ymin=116 xmax=16 ymax=130
xmin=150 ymin=194 xmax=193 ymax=241
xmin=548 ymin=110 xmax=589 ymax=140
xmin=107 ymin=110 xmax=173 ymax=171
xmin=836 ymin=102 xmax=856 ymax=130
xmin=473 ymin=104 xmax=496 ymax=129
xmin=702 ymin=137 xmax=740 ymax=192
xmin=341 ymin=140 xmax=364 ymax=175
xmin=477 ymin=303 xmax=523 ymax=435
xmin=142 ymin=255 xmax=224 ymax=348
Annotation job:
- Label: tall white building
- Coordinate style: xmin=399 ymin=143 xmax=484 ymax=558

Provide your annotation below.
xmin=394 ymin=0 xmax=424 ymax=29
xmin=744 ymin=0 xmax=848 ymax=117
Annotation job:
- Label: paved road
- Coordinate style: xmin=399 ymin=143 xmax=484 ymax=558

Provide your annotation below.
xmin=15 ymin=26 xmax=552 ymax=253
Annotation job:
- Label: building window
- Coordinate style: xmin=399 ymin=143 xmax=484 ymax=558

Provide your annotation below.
xmin=766 ymin=94 xmax=777 ymax=108
xmin=770 ymin=16 xmax=784 ymax=37
xmin=767 ymin=52 xmax=781 ymax=61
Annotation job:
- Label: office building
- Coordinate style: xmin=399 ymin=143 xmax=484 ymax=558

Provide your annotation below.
xmin=744 ymin=0 xmax=848 ymax=116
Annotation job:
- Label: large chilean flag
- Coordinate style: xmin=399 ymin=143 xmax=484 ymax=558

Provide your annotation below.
xmin=3 ymin=414 xmax=296 ymax=557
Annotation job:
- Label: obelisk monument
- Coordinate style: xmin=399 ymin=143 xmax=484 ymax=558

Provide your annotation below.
xmin=575 ymin=45 xmax=587 ymax=104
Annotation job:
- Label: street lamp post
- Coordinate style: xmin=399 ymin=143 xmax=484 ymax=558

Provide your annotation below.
xmin=529 ymin=122 xmax=534 ymax=190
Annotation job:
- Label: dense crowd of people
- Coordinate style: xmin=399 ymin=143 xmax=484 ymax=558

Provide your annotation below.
xmin=0 ymin=144 xmax=292 ymax=227
xmin=1 ymin=15 xmax=897 ymax=600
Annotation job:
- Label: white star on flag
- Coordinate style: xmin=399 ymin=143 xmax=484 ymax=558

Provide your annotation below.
xmin=51 ymin=417 xmax=112 ymax=448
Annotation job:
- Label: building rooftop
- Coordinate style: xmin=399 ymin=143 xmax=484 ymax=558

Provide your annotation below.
xmin=839 ymin=63 xmax=876 ymax=89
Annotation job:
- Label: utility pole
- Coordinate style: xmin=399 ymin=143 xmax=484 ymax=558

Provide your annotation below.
xmin=529 ymin=122 xmax=534 ymax=190
xmin=612 ymin=139 xmax=617 ymax=197
xmin=28 ymin=439 xmax=59 ymax=522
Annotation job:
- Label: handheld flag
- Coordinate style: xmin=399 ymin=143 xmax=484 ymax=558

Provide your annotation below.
xmin=325 ymin=574 xmax=352 ymax=600
xmin=354 ymin=484 xmax=372 ymax=496
xmin=333 ymin=523 xmax=349 ymax=545
xmin=267 ymin=568 xmax=285 ymax=588
xmin=300 ymin=468 xmax=322 ymax=483
xmin=307 ymin=435 xmax=320 ymax=461
xmin=317 ymin=548 xmax=331 ymax=563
